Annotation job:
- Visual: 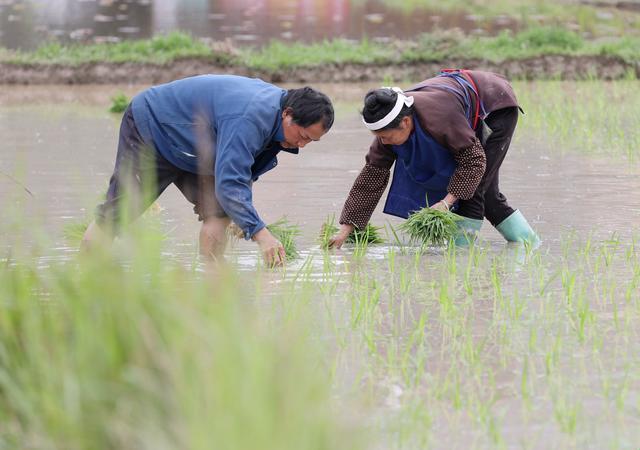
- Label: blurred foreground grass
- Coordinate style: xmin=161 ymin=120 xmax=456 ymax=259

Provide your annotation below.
xmin=0 ymin=226 xmax=359 ymax=450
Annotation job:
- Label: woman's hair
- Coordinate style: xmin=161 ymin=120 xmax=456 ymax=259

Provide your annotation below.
xmin=362 ymin=88 xmax=413 ymax=130
xmin=284 ymin=87 xmax=334 ymax=130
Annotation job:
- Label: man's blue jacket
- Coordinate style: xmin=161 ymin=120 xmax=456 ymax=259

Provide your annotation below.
xmin=132 ymin=75 xmax=295 ymax=239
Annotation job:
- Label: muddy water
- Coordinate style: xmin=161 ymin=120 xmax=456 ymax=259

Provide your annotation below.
xmin=0 ymin=0 xmax=522 ymax=51
xmin=2 ymin=83 xmax=640 ymax=448
xmin=1 ymin=83 xmax=639 ymax=259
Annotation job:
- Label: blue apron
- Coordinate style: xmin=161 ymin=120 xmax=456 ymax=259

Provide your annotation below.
xmin=383 ymin=70 xmax=483 ymax=219
xmin=383 ymin=115 xmax=456 ymax=218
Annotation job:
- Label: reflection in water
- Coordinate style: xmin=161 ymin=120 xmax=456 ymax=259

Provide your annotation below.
xmin=0 ymin=0 xmax=519 ymax=50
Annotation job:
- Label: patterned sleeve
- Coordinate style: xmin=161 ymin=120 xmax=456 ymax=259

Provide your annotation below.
xmin=339 ymin=163 xmax=391 ymax=230
xmin=447 ymin=138 xmax=486 ymax=200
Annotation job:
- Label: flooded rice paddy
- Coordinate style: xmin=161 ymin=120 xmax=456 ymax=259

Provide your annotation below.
xmin=1 ymin=82 xmax=640 ymax=448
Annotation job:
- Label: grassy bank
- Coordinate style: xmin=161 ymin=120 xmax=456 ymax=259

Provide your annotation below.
xmin=1 ymin=28 xmax=639 ymax=71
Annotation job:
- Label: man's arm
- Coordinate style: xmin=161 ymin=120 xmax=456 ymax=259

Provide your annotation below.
xmin=214 ymin=117 xmax=267 ymax=240
xmin=214 ymin=117 xmax=286 ymax=266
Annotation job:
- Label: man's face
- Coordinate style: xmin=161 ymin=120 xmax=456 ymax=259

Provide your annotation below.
xmin=281 ymin=110 xmax=327 ymax=149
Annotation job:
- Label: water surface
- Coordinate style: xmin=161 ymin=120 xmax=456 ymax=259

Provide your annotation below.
xmin=1 ymin=83 xmax=640 ymax=448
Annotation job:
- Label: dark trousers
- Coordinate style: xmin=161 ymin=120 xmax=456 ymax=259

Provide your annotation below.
xmin=456 ymin=107 xmax=518 ymax=226
xmin=95 ymin=106 xmax=225 ymax=232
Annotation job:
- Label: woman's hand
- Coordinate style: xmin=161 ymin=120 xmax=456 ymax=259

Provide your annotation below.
xmin=432 ymin=194 xmax=458 ymax=212
xmin=328 ymin=224 xmax=355 ymax=249
xmin=252 ymin=227 xmax=286 ymax=267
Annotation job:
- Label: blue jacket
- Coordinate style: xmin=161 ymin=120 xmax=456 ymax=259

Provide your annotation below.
xmin=131 ymin=75 xmax=294 ymax=239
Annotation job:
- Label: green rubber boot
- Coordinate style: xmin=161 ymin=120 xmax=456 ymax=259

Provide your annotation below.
xmin=453 ymin=216 xmax=483 ymax=246
xmin=495 ymin=210 xmax=540 ymax=245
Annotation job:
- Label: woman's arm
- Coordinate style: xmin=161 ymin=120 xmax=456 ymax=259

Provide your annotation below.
xmin=329 ymin=139 xmax=395 ymax=248
xmin=447 ymin=137 xmax=486 ymax=201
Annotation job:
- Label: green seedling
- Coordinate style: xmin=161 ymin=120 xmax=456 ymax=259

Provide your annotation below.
xmin=318 ymin=215 xmax=339 ymax=249
xmin=109 ymin=92 xmax=130 ymax=113
xmin=399 ymin=207 xmax=460 ymax=247
xmin=63 ymin=219 xmax=90 ymax=246
xmin=63 ymin=202 xmax=164 ymax=247
xmin=267 ymin=217 xmax=301 ymax=261
xmin=319 ymin=215 xmax=384 ymax=248
xmin=347 ymin=223 xmax=384 ymax=245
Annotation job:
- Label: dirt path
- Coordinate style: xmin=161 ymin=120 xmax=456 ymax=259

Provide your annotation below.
xmin=1 ymin=55 xmax=637 ymax=85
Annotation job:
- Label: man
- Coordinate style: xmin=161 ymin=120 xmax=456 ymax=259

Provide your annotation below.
xmin=81 ymin=75 xmax=334 ymax=266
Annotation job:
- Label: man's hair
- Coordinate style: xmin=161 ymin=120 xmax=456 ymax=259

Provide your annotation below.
xmin=284 ymin=87 xmax=334 ymax=130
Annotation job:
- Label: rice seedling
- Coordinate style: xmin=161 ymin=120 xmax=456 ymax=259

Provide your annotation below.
xmin=318 ymin=215 xmax=339 ymax=249
xmin=346 ymin=223 xmax=384 ymax=245
xmin=267 ymin=217 xmax=301 ymax=260
xmin=0 ymin=231 xmax=361 ymax=450
xmin=399 ymin=207 xmax=460 ymax=247
xmin=109 ymin=92 xmax=130 ymax=113
xmin=62 ymin=202 xmax=164 ymax=247
xmin=63 ymin=218 xmax=90 ymax=245
xmin=318 ymin=215 xmax=384 ymax=248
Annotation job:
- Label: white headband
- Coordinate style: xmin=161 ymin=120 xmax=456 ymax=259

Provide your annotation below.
xmin=362 ymin=86 xmax=414 ymax=131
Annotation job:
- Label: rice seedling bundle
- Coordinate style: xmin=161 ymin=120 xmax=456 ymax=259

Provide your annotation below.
xmin=399 ymin=207 xmax=460 ymax=247
xmin=346 ymin=223 xmax=384 ymax=245
xmin=267 ymin=217 xmax=301 ymax=260
xmin=318 ymin=216 xmax=384 ymax=248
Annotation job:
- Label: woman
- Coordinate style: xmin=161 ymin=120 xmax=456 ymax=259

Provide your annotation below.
xmin=329 ymin=69 xmax=539 ymax=248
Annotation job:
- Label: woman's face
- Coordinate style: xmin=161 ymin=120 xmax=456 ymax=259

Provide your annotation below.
xmin=373 ymin=116 xmax=413 ymax=146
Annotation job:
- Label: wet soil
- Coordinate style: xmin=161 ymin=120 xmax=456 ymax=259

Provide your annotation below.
xmin=1 ymin=54 xmax=638 ymax=85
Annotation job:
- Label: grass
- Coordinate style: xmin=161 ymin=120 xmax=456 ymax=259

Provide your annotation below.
xmin=399 ymin=207 xmax=461 ymax=247
xmin=109 ymin=92 xmax=130 ymax=113
xmin=2 ymin=32 xmax=225 ymax=66
xmin=2 ymin=27 xmax=639 ymax=74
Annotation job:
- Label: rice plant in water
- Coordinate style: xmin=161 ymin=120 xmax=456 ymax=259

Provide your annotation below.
xmin=318 ymin=215 xmax=384 ymax=248
xmin=318 ymin=215 xmax=339 ymax=249
xmin=109 ymin=92 xmax=130 ymax=113
xmin=399 ymin=207 xmax=460 ymax=247
xmin=346 ymin=223 xmax=384 ymax=245
xmin=267 ymin=217 xmax=301 ymax=260
xmin=63 ymin=219 xmax=90 ymax=245
xmin=0 ymin=229 xmax=359 ymax=450
xmin=63 ymin=203 xmax=164 ymax=247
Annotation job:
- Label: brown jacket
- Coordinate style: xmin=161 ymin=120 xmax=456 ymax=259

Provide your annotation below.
xmin=339 ymin=71 xmax=519 ymax=229
xmin=366 ymin=70 xmax=519 ymax=170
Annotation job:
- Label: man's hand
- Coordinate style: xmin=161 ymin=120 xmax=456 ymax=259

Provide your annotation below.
xmin=328 ymin=224 xmax=355 ymax=249
xmin=252 ymin=227 xmax=286 ymax=267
